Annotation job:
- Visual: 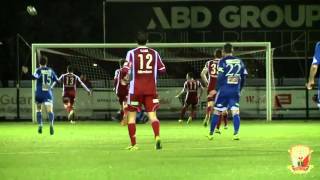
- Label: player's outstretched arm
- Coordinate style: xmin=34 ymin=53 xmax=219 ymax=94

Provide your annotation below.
xmin=307 ymin=64 xmax=318 ymax=90
xmin=77 ymin=77 xmax=91 ymax=94
xmin=176 ymin=82 xmax=187 ymax=98
xmin=199 ymin=81 xmax=204 ymax=98
xmin=175 ymin=89 xmax=184 ymax=98
xmin=200 ymin=67 xmax=208 ymax=87
xmin=51 ymin=75 xmax=62 ymax=89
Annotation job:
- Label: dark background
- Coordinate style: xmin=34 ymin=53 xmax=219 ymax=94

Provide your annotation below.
xmin=0 ymin=0 xmax=319 ymax=84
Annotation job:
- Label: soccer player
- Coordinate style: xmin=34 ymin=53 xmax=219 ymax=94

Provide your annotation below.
xmin=52 ymin=65 xmax=91 ymax=124
xmin=207 ymin=43 xmax=247 ymax=140
xmin=33 ymin=56 xmax=58 ymax=135
xmin=122 ymin=31 xmax=166 ymax=150
xmin=201 ymin=49 xmax=228 ymax=130
xmin=306 ymin=42 xmax=320 ymax=107
xmin=114 ymin=59 xmax=130 ymax=125
xmin=176 ymin=72 xmax=203 ymax=124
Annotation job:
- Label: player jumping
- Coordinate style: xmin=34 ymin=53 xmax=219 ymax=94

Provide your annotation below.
xmin=122 ymin=31 xmax=166 ymax=150
xmin=52 ymin=65 xmax=91 ymax=124
xmin=33 ymin=56 xmax=59 ymax=135
xmin=114 ymin=59 xmax=130 ymax=125
xmin=201 ymin=49 xmax=228 ymax=131
xmin=307 ymin=42 xmax=320 ymax=107
xmin=207 ymin=43 xmax=247 ymax=141
xmin=176 ymin=72 xmax=203 ymax=124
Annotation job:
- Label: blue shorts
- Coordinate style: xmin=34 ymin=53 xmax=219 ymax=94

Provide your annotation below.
xmin=35 ymin=91 xmax=53 ymax=105
xmin=214 ymin=91 xmax=240 ymax=111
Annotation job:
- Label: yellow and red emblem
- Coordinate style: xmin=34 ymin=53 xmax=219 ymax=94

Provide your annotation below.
xmin=288 ymin=145 xmax=313 ymax=174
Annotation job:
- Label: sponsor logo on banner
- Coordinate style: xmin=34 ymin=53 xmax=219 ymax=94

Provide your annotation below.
xmin=147 ymin=5 xmax=320 ymax=30
xmin=288 ymin=145 xmax=313 ymax=174
xmin=274 ymin=94 xmax=292 ymax=108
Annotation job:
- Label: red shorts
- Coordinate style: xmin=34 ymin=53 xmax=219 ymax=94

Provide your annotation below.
xmin=207 ymin=82 xmax=216 ymax=101
xmin=207 ymin=92 xmax=216 ymax=101
xmin=117 ymin=93 xmax=128 ymax=106
xmin=127 ymin=94 xmax=159 ymax=112
xmin=185 ymin=95 xmax=198 ymax=106
xmin=63 ymin=92 xmax=76 ymax=106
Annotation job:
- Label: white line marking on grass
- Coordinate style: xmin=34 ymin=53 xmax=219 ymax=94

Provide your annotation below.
xmin=124 ymin=146 xmax=237 ymax=152
xmin=0 ymin=151 xmax=58 ymax=155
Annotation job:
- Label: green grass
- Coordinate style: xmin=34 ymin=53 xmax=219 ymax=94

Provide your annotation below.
xmin=0 ymin=120 xmax=319 ymax=180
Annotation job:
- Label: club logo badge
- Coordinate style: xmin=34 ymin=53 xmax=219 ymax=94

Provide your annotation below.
xmin=288 ymin=145 xmax=313 ymax=174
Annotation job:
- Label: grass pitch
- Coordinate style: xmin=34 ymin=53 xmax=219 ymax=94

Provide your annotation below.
xmin=0 ymin=120 xmax=319 ymax=180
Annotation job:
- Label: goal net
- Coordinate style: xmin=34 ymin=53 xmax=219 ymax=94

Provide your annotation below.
xmin=31 ymin=43 xmax=273 ymax=122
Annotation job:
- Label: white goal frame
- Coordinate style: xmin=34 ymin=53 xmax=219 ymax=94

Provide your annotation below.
xmin=31 ymin=42 xmax=273 ymax=122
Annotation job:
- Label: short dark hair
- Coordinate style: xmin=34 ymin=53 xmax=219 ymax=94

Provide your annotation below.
xmin=187 ymin=72 xmax=194 ymax=78
xmin=39 ymin=56 xmax=48 ymax=66
xmin=223 ymin=43 xmax=233 ymax=54
xmin=136 ymin=31 xmax=148 ymax=45
xmin=67 ymin=65 xmax=73 ymax=72
xmin=214 ymin=49 xmax=222 ymax=58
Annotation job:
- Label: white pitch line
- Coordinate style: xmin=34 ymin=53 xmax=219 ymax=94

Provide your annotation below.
xmin=0 ymin=151 xmax=58 ymax=155
xmin=122 ymin=146 xmax=238 ymax=152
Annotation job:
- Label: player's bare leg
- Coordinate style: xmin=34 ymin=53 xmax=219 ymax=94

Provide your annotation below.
xmin=222 ymin=110 xmax=228 ymax=129
xmin=68 ymin=109 xmax=75 ymax=124
xmin=67 ymin=104 xmax=76 ymax=124
xmin=187 ymin=105 xmax=196 ymax=124
xmin=148 ymin=111 xmax=162 ymax=150
xmin=63 ymin=98 xmax=75 ymax=124
xmin=126 ymin=111 xmax=138 ymax=150
xmin=120 ymin=102 xmax=128 ymax=126
xmin=215 ymin=115 xmax=222 ymax=134
xmin=207 ymin=109 xmax=222 ymax=140
xmin=45 ymin=103 xmax=55 ymax=135
xmin=36 ymin=104 xmax=43 ymax=134
xmin=179 ymin=104 xmax=188 ymax=123
xmin=203 ymin=101 xmax=213 ymax=127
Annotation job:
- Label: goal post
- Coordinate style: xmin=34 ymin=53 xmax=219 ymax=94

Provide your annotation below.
xmin=31 ymin=42 xmax=273 ymax=122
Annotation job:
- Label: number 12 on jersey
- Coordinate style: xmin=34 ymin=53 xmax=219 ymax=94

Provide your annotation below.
xmin=138 ymin=54 xmax=153 ymax=70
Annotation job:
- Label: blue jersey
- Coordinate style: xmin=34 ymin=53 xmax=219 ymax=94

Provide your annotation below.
xmin=214 ymin=56 xmax=247 ymax=111
xmin=312 ymin=42 xmax=320 ymax=68
xmin=216 ymin=56 xmax=247 ymax=94
xmin=33 ymin=67 xmax=58 ymax=104
xmin=312 ymin=42 xmax=320 ymax=105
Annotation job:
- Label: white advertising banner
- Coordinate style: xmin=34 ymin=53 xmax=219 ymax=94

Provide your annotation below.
xmin=0 ymin=87 xmax=318 ymax=120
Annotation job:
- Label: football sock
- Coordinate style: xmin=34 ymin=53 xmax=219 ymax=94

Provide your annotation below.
xmin=206 ymin=106 xmax=212 ymax=115
xmin=223 ymin=113 xmax=228 ymax=126
xmin=151 ymin=120 xmax=160 ymax=137
xmin=233 ymin=114 xmax=240 ymax=135
xmin=48 ymin=112 xmax=54 ymax=127
xmin=191 ymin=106 xmax=196 ymax=119
xmin=36 ymin=112 xmax=42 ymax=127
xmin=128 ymin=123 xmax=136 ymax=146
xmin=180 ymin=106 xmax=187 ymax=119
xmin=120 ymin=109 xmax=124 ymax=120
xmin=216 ymin=115 xmax=222 ymax=129
xmin=210 ymin=114 xmax=219 ymax=135
xmin=66 ymin=106 xmax=71 ymax=113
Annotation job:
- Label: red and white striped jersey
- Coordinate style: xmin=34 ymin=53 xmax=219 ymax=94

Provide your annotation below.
xmin=114 ymin=68 xmax=129 ymax=96
xmin=204 ymin=58 xmax=220 ymax=91
xmin=57 ymin=73 xmax=90 ymax=95
xmin=183 ymin=79 xmax=203 ymax=99
xmin=123 ymin=46 xmax=166 ymax=95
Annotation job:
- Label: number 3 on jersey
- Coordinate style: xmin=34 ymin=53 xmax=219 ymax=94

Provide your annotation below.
xmin=210 ymin=63 xmax=218 ymax=77
xmin=138 ymin=54 xmax=153 ymax=70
